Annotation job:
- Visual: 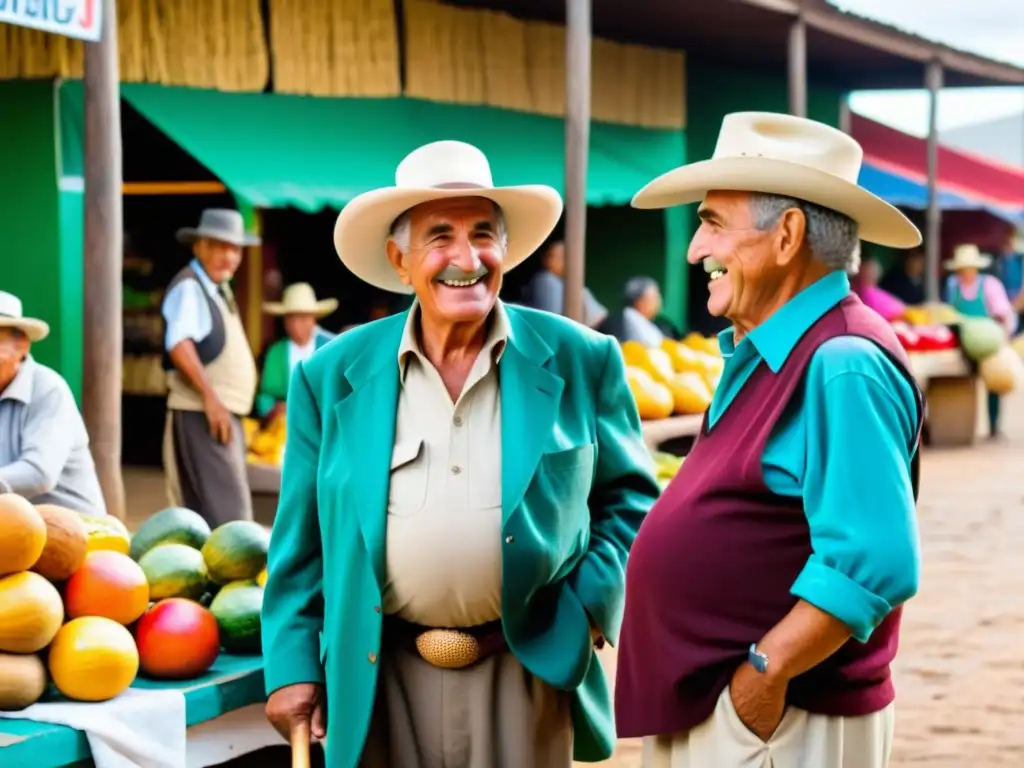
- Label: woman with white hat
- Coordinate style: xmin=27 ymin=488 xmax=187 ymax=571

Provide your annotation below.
xmin=255 ymin=283 xmax=337 ymax=419
xmin=944 ymin=244 xmax=1017 ymax=437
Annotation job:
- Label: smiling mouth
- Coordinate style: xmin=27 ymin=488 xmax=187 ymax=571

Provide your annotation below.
xmin=709 ymin=268 xmax=727 ymax=282
xmin=437 ymin=276 xmax=484 ymax=288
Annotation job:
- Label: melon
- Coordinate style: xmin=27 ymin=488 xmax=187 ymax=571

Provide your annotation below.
xmin=135 ymin=598 xmax=220 ymax=680
xmin=201 ymin=521 xmax=270 ymax=584
xmin=0 ymin=494 xmax=47 ymax=576
xmin=138 ymin=544 xmax=210 ymax=601
xmin=65 ymin=550 xmax=150 ymax=626
xmin=209 ymin=583 xmax=263 ymax=653
xmin=979 ymin=345 xmax=1024 ymax=396
xmin=0 ymin=571 xmax=65 ymax=653
xmin=959 ymin=316 xmax=1006 ymax=361
xmin=130 ymin=507 xmax=212 ymax=561
xmin=31 ymin=504 xmax=89 ymax=582
xmin=0 ymin=653 xmax=48 ymax=711
xmin=48 ymin=617 xmax=139 ymax=702
xmin=80 ymin=515 xmax=132 ymax=555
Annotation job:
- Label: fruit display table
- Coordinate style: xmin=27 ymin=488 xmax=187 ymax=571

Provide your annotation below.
xmin=246 ymin=462 xmax=282 ymax=523
xmin=906 ymin=349 xmax=979 ymax=448
xmin=0 ymin=654 xmax=274 ymax=768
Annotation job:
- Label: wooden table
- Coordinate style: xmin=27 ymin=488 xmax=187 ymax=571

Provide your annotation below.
xmin=907 ymin=350 xmax=979 ymax=447
xmin=0 ymin=655 xmax=277 ymax=768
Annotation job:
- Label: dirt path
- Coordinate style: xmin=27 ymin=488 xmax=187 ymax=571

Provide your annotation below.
xmin=125 ymin=392 xmax=1024 ymax=767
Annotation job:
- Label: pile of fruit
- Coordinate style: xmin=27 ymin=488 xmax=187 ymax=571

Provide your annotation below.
xmin=0 ymin=495 xmax=269 ymax=713
xmin=892 ymin=303 xmax=959 ymax=353
xmin=243 ymin=412 xmax=286 ymax=467
xmin=624 ymin=333 xmax=723 ymax=421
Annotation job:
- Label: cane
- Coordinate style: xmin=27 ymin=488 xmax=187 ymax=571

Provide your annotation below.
xmin=291 ymin=720 xmax=311 ymax=768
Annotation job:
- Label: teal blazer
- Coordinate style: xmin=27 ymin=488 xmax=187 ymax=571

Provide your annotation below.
xmin=261 ymin=304 xmax=658 ymax=766
xmin=254 ymin=329 xmax=334 ymax=417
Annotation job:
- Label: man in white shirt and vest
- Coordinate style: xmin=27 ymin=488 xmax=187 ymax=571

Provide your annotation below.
xmin=161 ymin=209 xmax=260 ymax=527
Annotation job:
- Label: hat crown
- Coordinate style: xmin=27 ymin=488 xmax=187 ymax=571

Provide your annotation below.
xmin=0 ymin=291 xmax=24 ymax=319
xmin=395 ymin=141 xmax=495 ymax=190
xmin=281 ymin=282 xmax=319 ymax=307
xmin=197 ymin=208 xmax=246 ymax=236
xmin=713 ymin=112 xmax=864 ymax=183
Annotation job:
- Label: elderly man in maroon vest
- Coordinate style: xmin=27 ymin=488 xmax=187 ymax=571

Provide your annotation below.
xmin=616 ymin=112 xmax=925 ymax=768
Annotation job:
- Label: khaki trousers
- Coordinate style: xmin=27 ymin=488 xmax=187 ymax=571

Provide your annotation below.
xmin=643 ymin=687 xmax=895 ymax=768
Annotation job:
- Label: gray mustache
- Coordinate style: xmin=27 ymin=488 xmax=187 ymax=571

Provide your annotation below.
xmin=434 ymin=265 xmax=490 ymax=281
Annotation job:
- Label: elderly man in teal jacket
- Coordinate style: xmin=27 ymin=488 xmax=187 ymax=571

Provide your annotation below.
xmin=261 ymin=140 xmax=658 ymax=768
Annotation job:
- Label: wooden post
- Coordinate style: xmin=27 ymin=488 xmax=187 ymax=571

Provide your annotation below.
xmin=925 ymin=59 xmax=944 ymax=303
xmin=788 ymin=14 xmax=808 ymax=118
xmin=82 ymin=0 xmax=126 ymax=520
xmin=562 ymin=0 xmax=591 ymax=323
xmin=839 ymin=94 xmax=852 ymax=135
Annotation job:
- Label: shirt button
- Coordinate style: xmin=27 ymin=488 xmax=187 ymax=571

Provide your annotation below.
xmin=453 ymin=415 xmax=463 ymax=426
xmin=451 ymin=465 xmax=462 ymax=475
xmin=505 ymin=535 xmax=514 ymax=544
xmin=368 ymin=652 xmax=377 ymax=664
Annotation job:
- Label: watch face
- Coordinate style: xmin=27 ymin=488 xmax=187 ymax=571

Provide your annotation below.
xmin=749 ymin=645 xmax=769 ymax=673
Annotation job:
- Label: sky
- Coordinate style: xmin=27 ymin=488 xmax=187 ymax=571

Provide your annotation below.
xmin=829 ymin=0 xmax=1024 ymax=137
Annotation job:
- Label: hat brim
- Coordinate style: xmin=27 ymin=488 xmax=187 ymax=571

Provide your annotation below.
xmin=943 ymin=256 xmax=992 ymax=270
xmin=0 ymin=317 xmax=49 ymax=342
xmin=333 ymin=185 xmax=564 ymax=293
xmin=263 ymin=298 xmax=339 ymax=318
xmin=631 ymin=156 xmax=922 ymax=249
xmin=176 ymin=227 xmax=262 ymax=248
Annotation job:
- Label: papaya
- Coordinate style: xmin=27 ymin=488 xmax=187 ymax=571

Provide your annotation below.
xmin=0 ymin=494 xmax=47 ymax=576
xmin=625 ymin=366 xmax=674 ymax=420
xmin=621 ymin=341 xmax=675 ymax=385
xmin=0 ymin=572 xmax=65 ymax=653
xmin=667 ymin=372 xmax=714 ymax=415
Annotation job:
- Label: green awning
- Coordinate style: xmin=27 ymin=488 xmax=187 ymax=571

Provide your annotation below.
xmin=60 ymin=81 xmax=684 ymax=211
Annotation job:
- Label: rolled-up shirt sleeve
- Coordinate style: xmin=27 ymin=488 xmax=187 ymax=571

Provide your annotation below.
xmin=790 ymin=336 xmax=921 ymax=643
xmin=162 ymin=279 xmax=213 ymax=351
xmin=0 ymin=379 xmax=77 ymax=497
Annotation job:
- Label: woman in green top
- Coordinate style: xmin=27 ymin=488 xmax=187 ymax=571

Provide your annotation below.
xmin=256 ymin=283 xmax=337 ymax=419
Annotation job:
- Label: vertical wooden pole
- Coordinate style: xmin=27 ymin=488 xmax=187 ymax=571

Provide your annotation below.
xmin=244 ymin=210 xmax=265 ymax=353
xmin=82 ymin=0 xmax=126 ymax=520
xmin=925 ymin=59 xmax=944 ymax=303
xmin=562 ymin=0 xmax=591 ymax=323
xmin=788 ymin=14 xmax=807 ymax=118
xmin=839 ymin=94 xmax=852 ymax=134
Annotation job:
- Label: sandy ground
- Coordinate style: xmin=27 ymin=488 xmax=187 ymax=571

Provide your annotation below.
xmin=124 ymin=389 xmax=1024 ymax=767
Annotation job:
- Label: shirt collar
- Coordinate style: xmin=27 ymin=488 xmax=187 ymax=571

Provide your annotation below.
xmin=398 ymin=300 xmax=510 ymax=381
xmin=189 ymin=258 xmax=219 ymax=296
xmin=718 ymin=270 xmax=850 ymax=373
xmin=0 ymin=356 xmax=36 ymax=404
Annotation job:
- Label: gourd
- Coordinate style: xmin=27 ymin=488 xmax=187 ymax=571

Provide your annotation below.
xmin=0 ymin=494 xmax=47 ymax=577
xmin=0 ymin=572 xmax=65 ymax=653
xmin=959 ymin=317 xmax=1005 ymax=361
xmin=31 ymin=504 xmax=89 ymax=582
xmin=979 ymin=346 xmax=1024 ymax=396
xmin=0 ymin=653 xmax=48 ymax=711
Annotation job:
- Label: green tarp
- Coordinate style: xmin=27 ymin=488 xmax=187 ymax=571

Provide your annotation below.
xmin=59 ymin=81 xmax=684 ymax=211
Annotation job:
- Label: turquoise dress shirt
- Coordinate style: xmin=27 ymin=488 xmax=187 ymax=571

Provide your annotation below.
xmin=708 ymin=271 xmax=921 ymax=643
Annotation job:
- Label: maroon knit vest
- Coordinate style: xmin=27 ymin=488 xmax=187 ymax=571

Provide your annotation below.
xmin=615 ymin=294 xmax=923 ymax=739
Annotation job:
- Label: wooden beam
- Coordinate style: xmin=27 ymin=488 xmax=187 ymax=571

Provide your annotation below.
xmin=562 ymin=0 xmax=591 ymax=324
xmin=788 ymin=14 xmax=807 ymax=118
xmin=82 ymin=0 xmax=126 ymax=521
xmin=122 ymin=181 xmax=227 ymax=196
xmin=925 ymin=59 xmax=944 ymax=304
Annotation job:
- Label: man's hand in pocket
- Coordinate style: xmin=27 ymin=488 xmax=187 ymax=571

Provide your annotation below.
xmin=728 ymin=661 xmax=788 ymax=742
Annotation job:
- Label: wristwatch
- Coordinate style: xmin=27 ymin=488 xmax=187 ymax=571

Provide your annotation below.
xmin=748 ymin=643 xmax=770 ymax=674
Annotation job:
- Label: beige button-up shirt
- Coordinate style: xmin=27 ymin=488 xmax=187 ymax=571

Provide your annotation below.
xmin=382 ymin=303 xmax=510 ymax=628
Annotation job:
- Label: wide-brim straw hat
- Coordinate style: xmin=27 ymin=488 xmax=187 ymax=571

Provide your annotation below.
xmin=333 ymin=141 xmax=563 ymax=293
xmin=0 ymin=291 xmax=49 ymax=342
xmin=943 ymin=244 xmax=992 ymax=271
xmin=263 ymin=283 xmax=338 ymax=318
xmin=632 ymin=112 xmax=922 ymax=249
xmin=177 ymin=208 xmax=261 ymax=247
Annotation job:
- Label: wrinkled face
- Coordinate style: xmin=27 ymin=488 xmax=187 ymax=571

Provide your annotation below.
xmin=635 ymin=285 xmax=662 ymax=319
xmin=688 ymin=190 xmax=803 ymax=320
xmin=194 ymin=238 xmax=243 ymax=283
xmin=0 ymin=328 xmax=29 ymax=387
xmin=386 ymin=197 xmax=504 ymax=325
xmin=283 ymin=313 xmax=316 ymax=345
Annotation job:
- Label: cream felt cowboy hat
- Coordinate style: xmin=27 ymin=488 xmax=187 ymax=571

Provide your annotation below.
xmin=177 ymin=208 xmax=261 ymax=247
xmin=944 ymin=244 xmax=992 ymax=271
xmin=333 ymin=141 xmax=564 ymax=293
xmin=0 ymin=291 xmax=49 ymax=342
xmin=262 ymin=283 xmax=338 ymax=317
xmin=632 ymin=112 xmax=922 ymax=249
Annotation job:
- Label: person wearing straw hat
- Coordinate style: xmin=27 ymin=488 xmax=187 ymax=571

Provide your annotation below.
xmin=261 ymin=140 xmax=658 ymax=768
xmin=616 ymin=112 xmax=926 ymax=768
xmin=161 ymin=208 xmax=261 ymax=528
xmin=254 ymin=283 xmax=337 ymax=420
xmin=943 ymin=243 xmax=1017 ymax=438
xmin=0 ymin=291 xmax=106 ymax=516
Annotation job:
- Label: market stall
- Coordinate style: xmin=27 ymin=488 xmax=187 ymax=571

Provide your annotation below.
xmin=0 ymin=498 xmax=275 ymax=767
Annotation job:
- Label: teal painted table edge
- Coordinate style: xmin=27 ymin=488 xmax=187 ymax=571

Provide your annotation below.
xmin=0 ymin=654 xmax=265 ymax=768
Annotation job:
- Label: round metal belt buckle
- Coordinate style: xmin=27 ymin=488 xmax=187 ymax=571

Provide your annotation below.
xmin=415 ymin=628 xmax=482 ymax=669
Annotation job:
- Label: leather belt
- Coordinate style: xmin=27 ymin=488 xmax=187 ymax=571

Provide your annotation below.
xmin=384 ymin=618 xmax=507 ymax=669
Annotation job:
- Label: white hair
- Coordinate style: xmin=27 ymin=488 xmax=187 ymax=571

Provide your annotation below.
xmin=388 ymin=200 xmax=508 ymax=254
xmin=749 ymin=193 xmax=861 ymax=273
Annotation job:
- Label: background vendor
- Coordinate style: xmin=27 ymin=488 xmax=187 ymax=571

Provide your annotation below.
xmin=944 ymin=244 xmax=1018 ymax=438
xmin=254 ymin=282 xmax=337 ymax=420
